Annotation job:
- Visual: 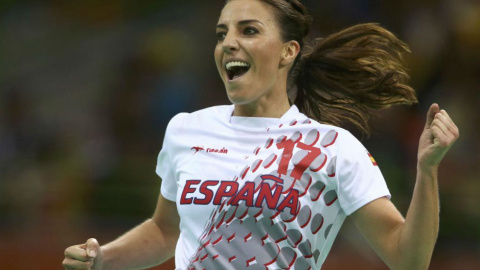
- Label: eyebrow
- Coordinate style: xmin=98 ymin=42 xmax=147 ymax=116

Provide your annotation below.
xmin=216 ymin=19 xmax=264 ymax=29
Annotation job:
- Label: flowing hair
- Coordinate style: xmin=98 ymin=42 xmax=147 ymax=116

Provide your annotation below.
xmin=225 ymin=0 xmax=418 ymax=135
xmin=294 ymin=23 xmax=417 ymax=135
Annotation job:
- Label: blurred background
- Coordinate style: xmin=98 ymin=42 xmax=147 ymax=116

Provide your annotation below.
xmin=0 ymin=0 xmax=479 ymax=269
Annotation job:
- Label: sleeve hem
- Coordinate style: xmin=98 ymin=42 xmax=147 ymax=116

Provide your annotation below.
xmin=161 ymin=188 xmax=177 ymax=202
xmin=343 ymin=192 xmax=391 ymax=216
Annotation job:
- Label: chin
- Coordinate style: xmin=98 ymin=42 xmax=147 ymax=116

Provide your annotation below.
xmin=226 ymin=90 xmax=258 ymax=105
xmin=226 ymin=94 xmax=250 ymax=105
xmin=224 ymin=85 xmax=245 ymax=103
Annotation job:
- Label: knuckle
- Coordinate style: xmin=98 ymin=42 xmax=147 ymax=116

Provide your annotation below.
xmin=439 ymin=139 xmax=449 ymax=147
xmin=62 ymin=258 xmax=72 ymax=268
xmin=87 ymin=238 xmax=98 ymax=245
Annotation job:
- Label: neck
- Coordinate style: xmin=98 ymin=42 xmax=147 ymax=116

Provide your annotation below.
xmin=233 ymin=94 xmax=291 ymax=118
xmin=231 ymin=67 xmax=293 ymax=118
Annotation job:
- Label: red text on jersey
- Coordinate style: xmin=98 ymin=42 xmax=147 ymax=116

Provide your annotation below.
xmin=180 ymin=176 xmax=299 ymax=215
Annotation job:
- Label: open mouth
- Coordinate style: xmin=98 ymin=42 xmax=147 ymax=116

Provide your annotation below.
xmin=225 ymin=61 xmax=251 ymax=81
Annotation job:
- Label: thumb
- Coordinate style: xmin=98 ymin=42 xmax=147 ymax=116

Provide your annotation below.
xmin=424 ymin=103 xmax=440 ymax=129
xmin=86 ymin=238 xmax=100 ymax=258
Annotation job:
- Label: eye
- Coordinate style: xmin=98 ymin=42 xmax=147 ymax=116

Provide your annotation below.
xmin=216 ymin=31 xmax=226 ymax=42
xmin=244 ymin=27 xmax=259 ymax=35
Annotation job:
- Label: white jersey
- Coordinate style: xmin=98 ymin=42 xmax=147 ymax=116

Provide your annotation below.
xmin=156 ymin=105 xmax=390 ymax=270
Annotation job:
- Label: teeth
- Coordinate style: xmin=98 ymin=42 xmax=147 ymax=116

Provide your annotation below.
xmin=226 ymin=61 xmax=250 ymax=70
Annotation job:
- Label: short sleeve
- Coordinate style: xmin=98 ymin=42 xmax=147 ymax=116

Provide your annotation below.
xmin=335 ymin=132 xmax=391 ymax=215
xmin=156 ymin=113 xmax=186 ymax=202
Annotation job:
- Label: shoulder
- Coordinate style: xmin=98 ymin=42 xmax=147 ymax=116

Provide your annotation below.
xmin=306 ymin=119 xmax=360 ymax=147
xmin=315 ymin=124 xmax=375 ymax=170
xmin=302 ymin=120 xmax=371 ymax=165
xmin=165 ymin=105 xmax=232 ymax=133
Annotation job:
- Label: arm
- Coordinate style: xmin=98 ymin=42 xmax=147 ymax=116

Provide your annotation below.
xmin=101 ymin=193 xmax=180 ymax=270
xmin=350 ymin=103 xmax=459 ymax=270
xmin=63 ymin=193 xmax=180 ymax=270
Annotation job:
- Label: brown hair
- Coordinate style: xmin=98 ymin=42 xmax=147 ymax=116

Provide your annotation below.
xmin=226 ymin=0 xmax=417 ymax=135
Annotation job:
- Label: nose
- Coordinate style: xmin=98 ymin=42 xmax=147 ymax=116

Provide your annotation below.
xmin=222 ymin=32 xmax=239 ymax=53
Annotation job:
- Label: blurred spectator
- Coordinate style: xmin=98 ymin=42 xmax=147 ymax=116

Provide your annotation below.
xmin=0 ymin=0 xmax=478 ymax=269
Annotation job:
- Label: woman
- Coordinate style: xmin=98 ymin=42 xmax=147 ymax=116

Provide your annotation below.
xmin=63 ymin=0 xmax=459 ymax=269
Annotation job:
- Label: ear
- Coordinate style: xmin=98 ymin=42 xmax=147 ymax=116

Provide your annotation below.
xmin=280 ymin=40 xmax=300 ymax=67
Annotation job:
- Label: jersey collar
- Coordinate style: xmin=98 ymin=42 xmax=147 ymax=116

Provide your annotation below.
xmin=229 ymin=105 xmax=301 ymax=129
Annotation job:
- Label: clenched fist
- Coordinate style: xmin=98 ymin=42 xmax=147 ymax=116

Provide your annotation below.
xmin=63 ymin=238 xmax=104 ymax=270
xmin=418 ymin=103 xmax=459 ymax=170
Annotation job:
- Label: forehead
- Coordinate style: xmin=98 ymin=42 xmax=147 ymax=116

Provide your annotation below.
xmin=218 ymin=0 xmax=276 ymax=27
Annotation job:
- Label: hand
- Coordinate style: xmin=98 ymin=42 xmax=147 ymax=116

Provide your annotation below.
xmin=63 ymin=238 xmax=104 ymax=270
xmin=417 ymin=103 xmax=459 ymax=170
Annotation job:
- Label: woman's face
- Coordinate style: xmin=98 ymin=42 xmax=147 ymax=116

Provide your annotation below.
xmin=215 ymin=0 xmax=291 ymax=106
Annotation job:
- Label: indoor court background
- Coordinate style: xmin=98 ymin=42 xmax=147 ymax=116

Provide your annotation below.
xmin=0 ymin=0 xmax=479 ymax=269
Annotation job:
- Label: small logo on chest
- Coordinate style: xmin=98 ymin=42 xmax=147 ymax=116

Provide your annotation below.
xmin=191 ymin=146 xmax=228 ymax=155
xmin=191 ymin=146 xmax=205 ymax=155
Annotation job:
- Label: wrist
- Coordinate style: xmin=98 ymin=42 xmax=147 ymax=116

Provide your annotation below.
xmin=417 ymin=162 xmax=438 ymax=176
xmin=97 ymin=245 xmax=109 ymax=270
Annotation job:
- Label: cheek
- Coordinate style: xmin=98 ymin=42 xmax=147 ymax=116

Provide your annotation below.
xmin=259 ymin=39 xmax=282 ymax=62
xmin=257 ymin=45 xmax=282 ymax=74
